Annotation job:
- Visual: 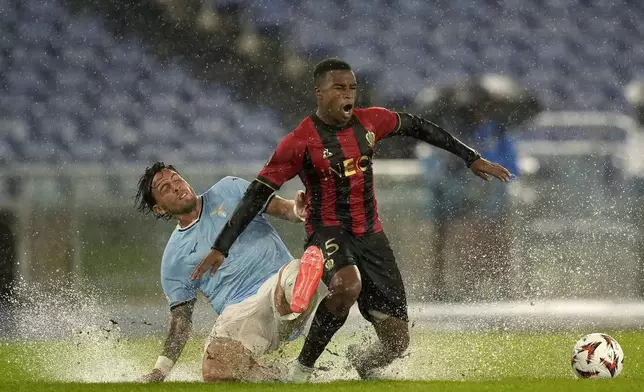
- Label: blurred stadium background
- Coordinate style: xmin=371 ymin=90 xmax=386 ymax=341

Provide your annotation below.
xmin=2 ymin=0 xmax=644 ymax=341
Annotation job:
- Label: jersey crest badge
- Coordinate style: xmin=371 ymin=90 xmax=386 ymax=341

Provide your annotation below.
xmin=324 ymin=258 xmax=335 ymax=271
xmin=211 ymin=202 xmax=226 ymax=218
xmin=366 ymin=131 xmax=376 ymax=148
xmin=323 ymin=148 xmax=333 ymax=159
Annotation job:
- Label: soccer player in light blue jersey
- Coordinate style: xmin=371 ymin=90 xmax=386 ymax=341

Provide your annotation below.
xmin=134 ymin=162 xmax=325 ymax=382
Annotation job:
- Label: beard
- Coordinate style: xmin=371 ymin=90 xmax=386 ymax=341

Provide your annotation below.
xmin=172 ymin=196 xmax=198 ymax=215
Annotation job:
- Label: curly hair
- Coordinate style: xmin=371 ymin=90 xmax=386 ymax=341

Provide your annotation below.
xmin=134 ymin=162 xmax=178 ymax=220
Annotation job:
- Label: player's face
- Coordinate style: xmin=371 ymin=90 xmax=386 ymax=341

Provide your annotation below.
xmin=315 ymin=70 xmax=357 ymax=126
xmin=151 ymin=169 xmax=198 ymax=217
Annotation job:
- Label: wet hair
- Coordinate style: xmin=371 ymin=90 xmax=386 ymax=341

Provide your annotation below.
xmin=135 ymin=161 xmax=178 ymax=220
xmin=313 ymin=58 xmax=352 ymax=86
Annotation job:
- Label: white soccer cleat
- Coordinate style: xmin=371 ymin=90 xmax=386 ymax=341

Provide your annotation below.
xmin=286 ymin=360 xmax=314 ymax=383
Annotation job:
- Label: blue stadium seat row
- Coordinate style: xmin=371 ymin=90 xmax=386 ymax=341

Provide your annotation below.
xmin=0 ymin=0 xmax=282 ymax=164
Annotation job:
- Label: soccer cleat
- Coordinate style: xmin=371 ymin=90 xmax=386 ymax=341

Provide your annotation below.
xmin=286 ymin=359 xmax=314 ymax=383
xmin=290 ymin=246 xmax=324 ymax=314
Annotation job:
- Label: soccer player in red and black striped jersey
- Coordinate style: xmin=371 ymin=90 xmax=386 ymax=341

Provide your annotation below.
xmin=190 ymin=59 xmax=511 ymax=381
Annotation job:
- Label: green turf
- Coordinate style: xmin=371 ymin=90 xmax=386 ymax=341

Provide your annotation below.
xmin=3 ymin=379 xmax=644 ymax=392
xmin=1 ymin=330 xmax=643 ymax=391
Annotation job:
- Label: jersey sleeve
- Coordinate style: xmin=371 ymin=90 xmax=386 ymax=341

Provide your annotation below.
xmin=365 ymin=107 xmax=401 ymax=141
xmin=257 ymin=130 xmax=306 ymax=190
xmin=161 ymin=254 xmax=197 ymax=309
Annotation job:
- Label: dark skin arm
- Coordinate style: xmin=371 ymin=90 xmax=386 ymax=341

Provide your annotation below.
xmin=394 ymin=112 xmax=512 ymax=182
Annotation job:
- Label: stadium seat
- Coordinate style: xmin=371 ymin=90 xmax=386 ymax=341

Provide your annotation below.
xmin=2 ymin=0 xmax=643 ymax=163
xmin=0 ymin=0 xmax=284 ymax=163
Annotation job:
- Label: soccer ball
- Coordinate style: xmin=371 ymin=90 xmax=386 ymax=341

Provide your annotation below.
xmin=571 ymin=333 xmax=624 ymax=378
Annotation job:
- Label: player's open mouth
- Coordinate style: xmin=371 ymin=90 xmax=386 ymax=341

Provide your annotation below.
xmin=342 ymin=104 xmax=353 ymax=115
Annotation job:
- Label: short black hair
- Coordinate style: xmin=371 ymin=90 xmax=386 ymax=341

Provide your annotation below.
xmin=313 ymin=58 xmax=352 ymax=86
xmin=135 ymin=161 xmax=178 ymax=220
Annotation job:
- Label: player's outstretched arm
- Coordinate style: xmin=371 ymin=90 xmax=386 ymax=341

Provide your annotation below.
xmin=139 ymin=300 xmax=195 ymax=382
xmin=395 ymin=112 xmax=511 ymax=182
xmin=264 ymin=190 xmax=306 ymax=223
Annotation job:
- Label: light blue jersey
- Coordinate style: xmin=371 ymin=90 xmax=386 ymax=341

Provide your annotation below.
xmin=160 ymin=176 xmax=293 ymax=314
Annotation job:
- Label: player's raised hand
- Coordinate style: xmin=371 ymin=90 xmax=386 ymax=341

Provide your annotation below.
xmin=190 ymin=249 xmax=225 ymax=280
xmin=470 ymin=158 xmax=512 ymax=183
xmin=294 ymin=190 xmax=306 ymax=220
xmin=139 ymin=369 xmax=166 ymax=383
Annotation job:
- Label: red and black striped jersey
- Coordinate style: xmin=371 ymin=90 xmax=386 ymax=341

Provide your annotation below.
xmin=258 ymin=107 xmax=401 ymax=237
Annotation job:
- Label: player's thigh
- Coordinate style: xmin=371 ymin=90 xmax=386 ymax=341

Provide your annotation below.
xmin=305 ymin=226 xmax=358 ymax=286
xmin=353 ymin=232 xmax=409 ymax=324
xmin=206 ymin=277 xmax=279 ymax=357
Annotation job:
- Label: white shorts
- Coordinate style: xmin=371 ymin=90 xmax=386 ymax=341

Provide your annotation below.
xmin=205 ymin=259 xmax=326 ymax=357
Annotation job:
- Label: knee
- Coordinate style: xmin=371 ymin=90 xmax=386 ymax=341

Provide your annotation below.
xmin=203 ymin=364 xmax=236 ymax=382
xmin=203 ymin=370 xmax=227 ymax=382
xmin=202 ymin=338 xmax=253 ymax=382
xmin=203 ymin=343 xmax=231 ymax=382
xmin=326 ymin=267 xmax=362 ymax=314
xmin=336 ymin=277 xmax=362 ymax=303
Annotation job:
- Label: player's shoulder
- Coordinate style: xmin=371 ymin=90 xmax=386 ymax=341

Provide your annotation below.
xmin=212 ymin=175 xmax=243 ymax=190
xmin=290 ymin=116 xmax=316 ymax=136
xmin=204 ymin=176 xmax=243 ymax=196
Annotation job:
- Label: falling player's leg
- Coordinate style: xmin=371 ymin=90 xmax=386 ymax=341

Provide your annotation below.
xmin=347 ymin=232 xmax=410 ymax=379
xmin=202 ymin=258 xmax=328 ymax=383
xmin=202 ymin=272 xmax=284 ymax=382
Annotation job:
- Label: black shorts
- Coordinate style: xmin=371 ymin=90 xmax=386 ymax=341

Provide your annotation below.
xmin=305 ymin=226 xmax=408 ymax=323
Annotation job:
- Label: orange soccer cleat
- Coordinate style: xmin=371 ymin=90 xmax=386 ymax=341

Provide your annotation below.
xmin=290 ymin=246 xmax=324 ymax=313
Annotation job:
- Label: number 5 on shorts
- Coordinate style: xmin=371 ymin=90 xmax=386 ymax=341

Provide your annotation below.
xmin=323 ymin=238 xmax=339 ymax=271
xmin=324 ymin=238 xmax=339 ymax=256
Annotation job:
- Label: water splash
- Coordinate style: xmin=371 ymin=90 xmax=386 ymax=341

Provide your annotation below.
xmin=4 ymin=277 xmax=202 ymax=382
